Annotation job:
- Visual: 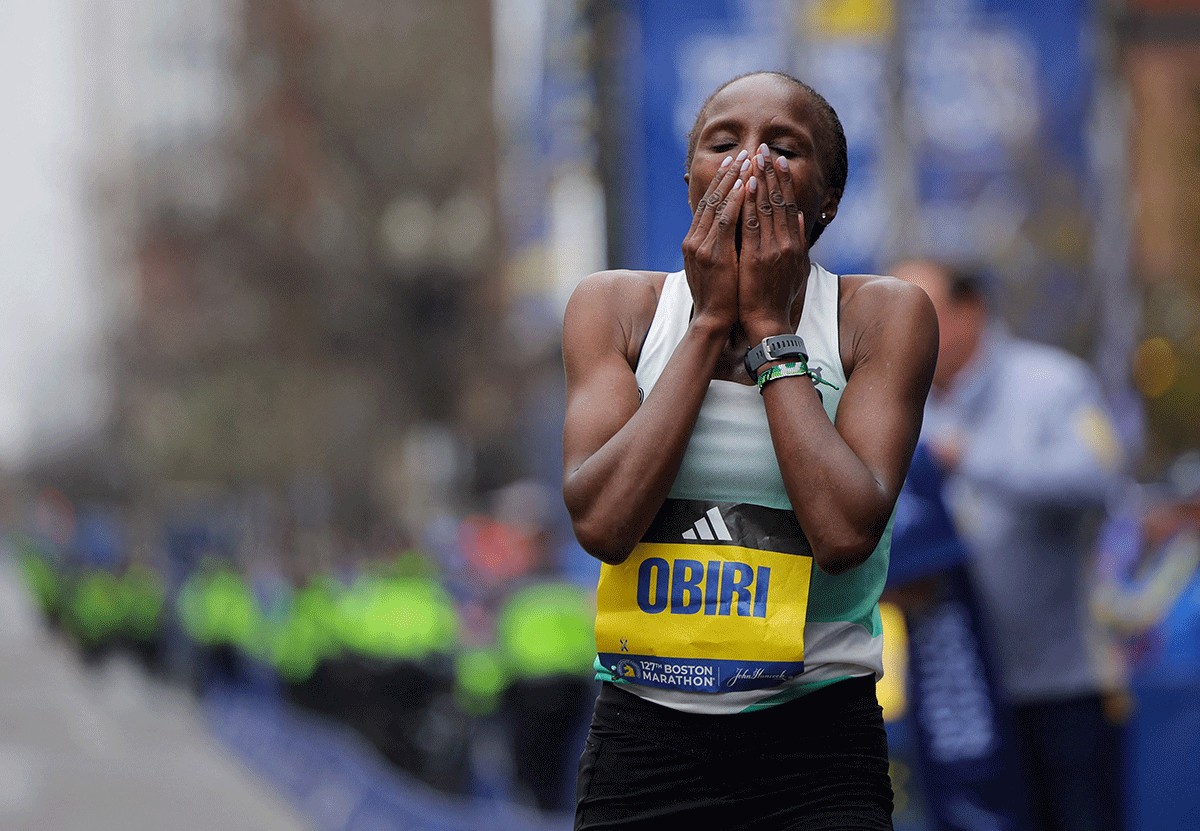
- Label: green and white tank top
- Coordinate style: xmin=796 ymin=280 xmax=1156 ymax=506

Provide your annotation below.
xmin=592 ymin=263 xmax=890 ymax=714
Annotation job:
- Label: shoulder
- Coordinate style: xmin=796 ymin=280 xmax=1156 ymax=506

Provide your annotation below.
xmin=570 ymin=268 xmax=669 ymax=297
xmin=839 ymin=273 xmax=933 ymax=317
xmin=563 ymin=269 xmax=672 ymax=366
xmin=1008 ymin=336 xmax=1089 ymax=372
xmin=1002 ymin=335 xmax=1102 ymax=395
xmin=565 ymin=269 xmax=668 ymax=321
xmin=838 ymin=273 xmax=938 ymax=357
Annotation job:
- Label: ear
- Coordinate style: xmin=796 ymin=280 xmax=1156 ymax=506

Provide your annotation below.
xmin=684 ymin=171 xmax=692 ymax=212
xmin=819 ymin=189 xmax=842 ymax=224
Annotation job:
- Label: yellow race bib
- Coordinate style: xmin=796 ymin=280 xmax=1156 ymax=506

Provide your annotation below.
xmin=595 ymin=499 xmax=813 ymax=693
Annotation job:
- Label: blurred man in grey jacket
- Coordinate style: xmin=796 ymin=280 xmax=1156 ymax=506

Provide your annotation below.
xmin=895 ymin=257 xmax=1127 ymax=831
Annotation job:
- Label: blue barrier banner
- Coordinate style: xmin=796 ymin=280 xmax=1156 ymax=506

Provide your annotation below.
xmin=204 ymin=684 xmax=568 ymax=831
xmin=890 ymin=444 xmax=1034 ymax=831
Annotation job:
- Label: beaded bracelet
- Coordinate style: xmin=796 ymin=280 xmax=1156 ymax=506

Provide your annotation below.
xmin=756 ymin=361 xmax=841 ymax=394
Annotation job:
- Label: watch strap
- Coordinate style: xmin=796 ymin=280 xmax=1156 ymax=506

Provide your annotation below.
xmin=744 ymin=334 xmax=808 ymax=377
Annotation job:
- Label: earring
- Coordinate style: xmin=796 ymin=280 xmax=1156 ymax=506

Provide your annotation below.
xmin=820 ymin=212 xmax=828 ymax=222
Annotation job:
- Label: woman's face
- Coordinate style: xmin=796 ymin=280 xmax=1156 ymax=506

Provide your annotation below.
xmin=686 ymin=75 xmax=840 ymax=244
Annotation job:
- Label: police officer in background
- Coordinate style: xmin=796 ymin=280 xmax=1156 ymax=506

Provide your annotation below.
xmin=494 ymin=544 xmax=597 ymax=813
xmin=893 ymin=257 xmax=1128 ymax=831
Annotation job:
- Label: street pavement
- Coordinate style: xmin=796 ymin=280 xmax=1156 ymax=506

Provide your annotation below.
xmin=0 ymin=556 xmax=314 ymax=831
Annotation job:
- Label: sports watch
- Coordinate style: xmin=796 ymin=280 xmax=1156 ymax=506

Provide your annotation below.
xmin=744 ymin=334 xmax=808 ymax=377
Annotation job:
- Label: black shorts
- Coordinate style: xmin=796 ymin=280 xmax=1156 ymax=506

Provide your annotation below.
xmin=574 ymin=675 xmax=893 ymax=831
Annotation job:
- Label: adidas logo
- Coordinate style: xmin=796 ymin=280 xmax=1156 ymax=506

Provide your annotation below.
xmin=681 ymin=506 xmax=733 ymax=541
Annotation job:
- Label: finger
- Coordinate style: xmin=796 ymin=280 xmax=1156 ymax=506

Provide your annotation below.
xmin=774 ymin=154 xmax=804 ymax=245
xmin=706 ymin=150 xmax=748 ymax=209
xmin=742 ymin=173 xmax=762 ymax=246
xmin=700 ymin=153 xmax=744 ymax=249
xmin=689 ymin=154 xmax=732 ymax=229
xmin=710 ymin=153 xmax=748 ymax=241
xmin=690 ymin=150 xmax=745 ymax=236
xmin=757 ymin=143 xmax=790 ymax=242
xmin=704 ymin=176 xmax=746 ymax=255
xmin=752 ymin=148 xmax=775 ymax=244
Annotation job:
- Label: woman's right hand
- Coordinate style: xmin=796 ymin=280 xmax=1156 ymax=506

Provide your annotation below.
xmin=681 ymin=152 xmax=748 ymax=330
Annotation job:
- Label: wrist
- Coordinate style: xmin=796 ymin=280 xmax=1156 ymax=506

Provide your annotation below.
xmin=756 ymin=359 xmax=841 ymax=393
xmin=743 ymin=324 xmax=791 ymax=345
xmin=756 ymin=361 xmax=810 ymax=392
xmin=688 ymin=313 xmax=735 ymax=349
xmin=740 ymin=313 xmax=792 ymax=345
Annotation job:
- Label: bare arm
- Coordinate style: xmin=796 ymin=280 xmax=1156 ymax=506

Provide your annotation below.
xmin=738 ymin=149 xmax=938 ymax=574
xmin=561 ymin=272 xmax=727 ymax=564
xmin=759 ymin=278 xmax=937 ymax=574
xmin=562 ymin=155 xmax=749 ymax=564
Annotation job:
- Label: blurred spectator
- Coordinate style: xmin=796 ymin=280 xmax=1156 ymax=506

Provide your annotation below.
xmin=272 ymin=570 xmax=346 ymax=714
xmin=1091 ymin=455 xmax=1200 ymax=831
xmin=62 ymin=564 xmax=124 ymax=662
xmin=447 ymin=480 xmax=559 ymax=654
xmin=1092 ymin=457 xmax=1200 ymax=656
xmin=454 ymin=489 xmax=541 ymax=612
xmin=894 ymin=257 xmax=1129 ymax=831
xmin=16 ymin=538 xmax=63 ymax=627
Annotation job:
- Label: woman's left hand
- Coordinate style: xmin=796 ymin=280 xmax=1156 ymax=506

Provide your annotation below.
xmin=737 ymin=143 xmax=808 ymax=340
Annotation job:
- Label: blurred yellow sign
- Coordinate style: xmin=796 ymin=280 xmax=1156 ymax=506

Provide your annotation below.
xmin=803 ymin=0 xmax=894 ymax=38
xmin=877 ymin=600 xmax=908 ymax=721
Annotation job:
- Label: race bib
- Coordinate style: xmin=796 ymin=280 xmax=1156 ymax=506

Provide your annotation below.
xmin=595 ymin=499 xmax=813 ymax=693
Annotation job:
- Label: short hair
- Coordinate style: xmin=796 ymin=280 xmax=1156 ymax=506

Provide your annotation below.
xmin=939 ymin=263 xmax=990 ymax=305
xmin=894 ymin=256 xmax=991 ymax=305
xmin=684 ymin=71 xmax=848 ymax=245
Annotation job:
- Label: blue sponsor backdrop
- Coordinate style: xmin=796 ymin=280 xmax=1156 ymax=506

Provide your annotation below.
xmin=622 ymin=0 xmax=1098 ymax=311
xmin=624 ymin=0 xmax=790 ymax=274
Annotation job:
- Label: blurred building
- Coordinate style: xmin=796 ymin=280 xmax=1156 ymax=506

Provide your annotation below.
xmin=1120 ymin=0 xmax=1200 ymax=472
xmin=76 ymin=0 xmax=514 ymax=539
xmin=21 ymin=0 xmax=1198 ymax=536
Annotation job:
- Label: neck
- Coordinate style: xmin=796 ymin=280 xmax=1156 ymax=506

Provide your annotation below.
xmin=787 ymin=258 xmax=813 ymax=330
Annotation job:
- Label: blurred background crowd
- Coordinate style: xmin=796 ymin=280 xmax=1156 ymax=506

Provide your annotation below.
xmin=1 ymin=1 xmax=1198 ymax=830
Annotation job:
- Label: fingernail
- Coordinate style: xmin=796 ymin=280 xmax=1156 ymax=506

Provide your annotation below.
xmin=736 ymin=149 xmax=749 ymax=162
xmin=720 ymin=156 xmax=733 ymax=169
xmin=777 ymin=157 xmax=788 ymax=172
xmin=731 ymin=179 xmax=743 ymax=191
xmin=747 ymin=176 xmax=757 ymax=192
xmin=755 ymin=154 xmax=764 ymax=170
xmin=759 ymin=143 xmax=769 ymax=156
xmin=740 ymin=158 xmax=751 ymax=173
